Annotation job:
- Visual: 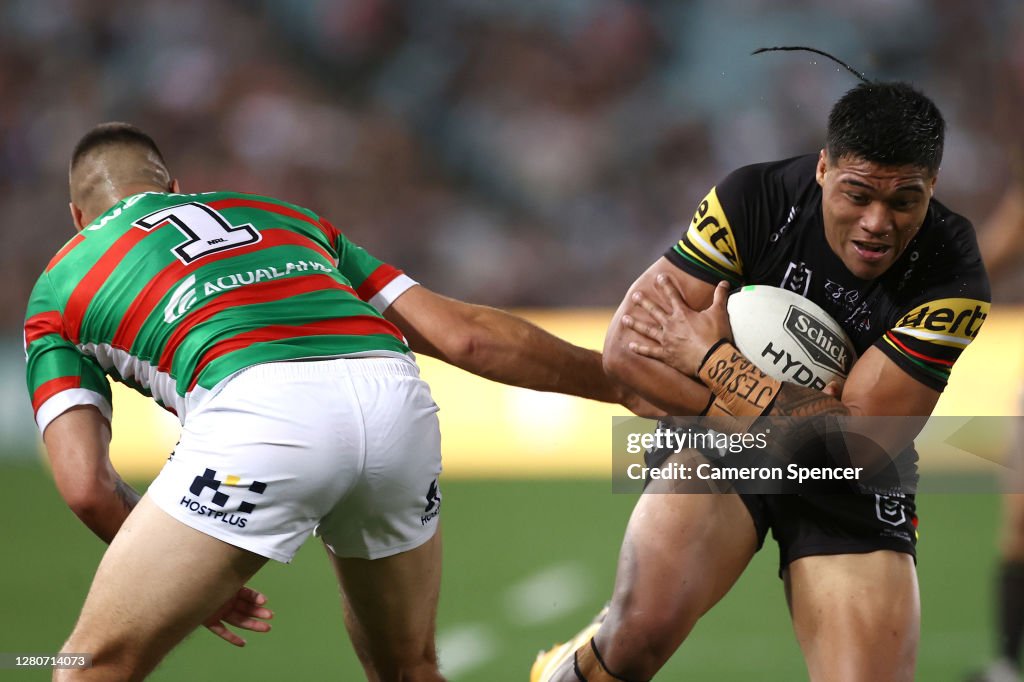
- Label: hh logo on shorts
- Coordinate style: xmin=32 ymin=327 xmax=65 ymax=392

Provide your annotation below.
xmin=875 ymin=494 xmax=906 ymax=527
xmin=178 ymin=468 xmax=267 ymax=529
xmin=420 ymin=479 xmax=441 ymax=526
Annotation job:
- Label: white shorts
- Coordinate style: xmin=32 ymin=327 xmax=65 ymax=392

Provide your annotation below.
xmin=146 ymin=356 xmax=442 ymax=562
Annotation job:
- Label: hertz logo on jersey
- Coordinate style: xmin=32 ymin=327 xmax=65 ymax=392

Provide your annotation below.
xmin=674 ymin=187 xmax=743 ymax=281
xmin=892 ymin=298 xmax=990 ymax=348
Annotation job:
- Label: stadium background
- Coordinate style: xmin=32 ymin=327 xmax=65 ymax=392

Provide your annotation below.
xmin=1 ymin=0 xmax=1022 ymax=679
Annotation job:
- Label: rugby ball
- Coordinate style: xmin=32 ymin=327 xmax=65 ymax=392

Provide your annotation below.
xmin=726 ymin=285 xmax=856 ymax=390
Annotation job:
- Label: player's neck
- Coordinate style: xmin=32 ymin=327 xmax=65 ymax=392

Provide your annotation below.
xmin=114 ymin=182 xmax=171 ymax=202
xmin=81 ymin=183 xmax=169 ymax=228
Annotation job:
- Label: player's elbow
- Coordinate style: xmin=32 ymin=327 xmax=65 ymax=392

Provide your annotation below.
xmin=64 ymin=486 xmax=106 ymax=526
xmin=441 ymin=329 xmax=489 ymax=372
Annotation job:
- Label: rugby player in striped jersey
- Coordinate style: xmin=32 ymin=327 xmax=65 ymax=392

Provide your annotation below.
xmin=27 ymin=122 xmax=653 ymax=681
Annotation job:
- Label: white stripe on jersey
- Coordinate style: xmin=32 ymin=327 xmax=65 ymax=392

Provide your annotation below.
xmin=370 ymin=274 xmax=418 ymax=314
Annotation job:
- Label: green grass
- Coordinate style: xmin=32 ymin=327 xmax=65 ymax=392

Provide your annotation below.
xmin=0 ymin=463 xmax=1003 ymax=680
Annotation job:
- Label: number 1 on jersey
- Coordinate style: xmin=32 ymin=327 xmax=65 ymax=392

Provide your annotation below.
xmin=133 ymin=202 xmax=261 ymax=264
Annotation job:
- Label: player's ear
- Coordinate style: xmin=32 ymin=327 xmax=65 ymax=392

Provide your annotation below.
xmin=170 ymin=178 xmax=181 ymax=193
xmin=815 ymin=149 xmax=828 ymax=187
xmin=69 ymin=202 xmax=86 ymax=232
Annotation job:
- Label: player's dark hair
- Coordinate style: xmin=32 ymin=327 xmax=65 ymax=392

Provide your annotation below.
xmin=752 ymin=46 xmax=869 ymax=84
xmin=826 ymin=81 xmax=945 ymax=175
xmin=70 ymin=122 xmax=166 ymax=170
xmin=753 ymin=46 xmax=944 ymax=174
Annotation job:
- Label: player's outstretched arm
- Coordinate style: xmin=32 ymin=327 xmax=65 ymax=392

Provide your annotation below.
xmin=603 ymin=257 xmax=719 ymax=415
xmin=42 ymin=405 xmax=274 ymax=646
xmin=384 ymin=284 xmax=663 ymax=416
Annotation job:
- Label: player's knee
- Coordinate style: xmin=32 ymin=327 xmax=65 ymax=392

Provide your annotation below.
xmin=60 ymin=630 xmax=151 ymax=681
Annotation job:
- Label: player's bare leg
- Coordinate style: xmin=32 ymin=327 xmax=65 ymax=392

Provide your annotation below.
xmin=536 ymin=472 xmax=758 ymax=681
xmin=327 ymin=528 xmax=444 ymax=682
xmin=787 ymin=551 xmax=919 ymax=682
xmin=54 ymin=495 xmax=269 ymax=681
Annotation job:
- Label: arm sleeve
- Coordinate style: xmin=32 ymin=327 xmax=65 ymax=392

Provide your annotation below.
xmin=875 ymin=233 xmax=991 ymax=391
xmin=664 ymin=163 xmax=773 ymax=287
xmin=331 ymin=225 xmax=418 ymax=313
xmin=25 ymin=274 xmax=112 ymax=433
xmin=876 ymin=294 xmax=990 ymax=391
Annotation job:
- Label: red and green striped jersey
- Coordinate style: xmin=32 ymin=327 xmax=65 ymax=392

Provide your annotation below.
xmin=25 ymin=190 xmax=417 ymax=432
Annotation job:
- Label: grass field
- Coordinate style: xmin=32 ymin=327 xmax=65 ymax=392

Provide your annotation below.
xmin=0 ymin=462 xmax=1005 ymax=681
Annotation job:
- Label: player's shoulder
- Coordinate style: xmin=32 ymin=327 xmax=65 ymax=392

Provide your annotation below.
xmin=923 ymin=197 xmax=979 ymax=250
xmin=720 ymin=154 xmax=817 ymax=191
xmin=177 ymin=190 xmax=323 ymax=221
xmin=892 ymin=197 xmax=990 ymax=307
xmin=917 ymin=198 xmax=985 ymax=278
xmin=716 ymin=154 xmax=819 ymax=212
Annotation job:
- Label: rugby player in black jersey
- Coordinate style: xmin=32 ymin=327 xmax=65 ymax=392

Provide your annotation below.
xmin=532 ymin=80 xmax=990 ymax=681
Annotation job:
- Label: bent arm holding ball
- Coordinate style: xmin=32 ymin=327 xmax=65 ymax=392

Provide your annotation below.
xmin=624 ymin=274 xmax=939 ymax=462
xmin=602 ymin=258 xmax=719 ymax=415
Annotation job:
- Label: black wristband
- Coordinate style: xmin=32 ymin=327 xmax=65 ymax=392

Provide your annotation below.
xmin=698 ymin=338 xmax=731 ymax=374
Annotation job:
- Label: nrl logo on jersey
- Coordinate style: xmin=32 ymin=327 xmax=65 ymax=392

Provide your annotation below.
xmin=780 ymin=261 xmax=812 ymax=296
xmin=163 ymin=260 xmax=335 ymax=323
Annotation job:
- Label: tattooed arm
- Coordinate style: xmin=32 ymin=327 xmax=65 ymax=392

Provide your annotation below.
xmin=41 ymin=405 xmax=274 ymax=646
xmin=42 ymin=405 xmax=140 ymax=544
xmin=625 ymin=278 xmax=939 ymax=467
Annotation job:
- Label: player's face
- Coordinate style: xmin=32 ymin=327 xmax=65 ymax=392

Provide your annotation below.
xmin=816 ymin=151 xmax=936 ymax=280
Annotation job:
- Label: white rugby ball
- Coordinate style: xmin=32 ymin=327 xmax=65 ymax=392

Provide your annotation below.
xmin=726 ymin=285 xmax=856 ymax=390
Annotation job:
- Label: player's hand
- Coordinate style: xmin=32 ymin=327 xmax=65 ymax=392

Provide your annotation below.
xmin=622 ymin=278 xmax=733 ymax=376
xmin=204 ymin=585 xmax=274 ymax=647
xmin=823 ymin=379 xmax=845 ymax=400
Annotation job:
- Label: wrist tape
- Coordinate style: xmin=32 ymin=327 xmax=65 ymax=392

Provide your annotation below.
xmin=696 ymin=340 xmax=781 ymax=417
xmin=574 ymin=638 xmax=647 ymax=682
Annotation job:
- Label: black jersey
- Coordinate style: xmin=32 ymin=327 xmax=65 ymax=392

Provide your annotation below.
xmin=666 ymin=154 xmax=991 ymax=392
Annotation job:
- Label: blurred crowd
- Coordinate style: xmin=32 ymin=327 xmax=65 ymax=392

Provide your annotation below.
xmin=1 ymin=0 xmax=1022 ymax=329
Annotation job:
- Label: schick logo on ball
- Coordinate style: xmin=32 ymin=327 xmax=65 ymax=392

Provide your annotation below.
xmin=783 ymin=306 xmax=851 ymax=375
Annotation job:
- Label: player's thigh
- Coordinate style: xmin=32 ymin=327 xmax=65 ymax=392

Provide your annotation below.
xmin=65 ymin=495 xmax=267 ymax=672
xmin=326 ymin=529 xmax=442 ymax=668
xmin=597 ymin=481 xmax=759 ymax=673
xmin=315 ymin=363 xmax=444 ymax=673
xmin=787 ymin=550 xmax=918 ymax=682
